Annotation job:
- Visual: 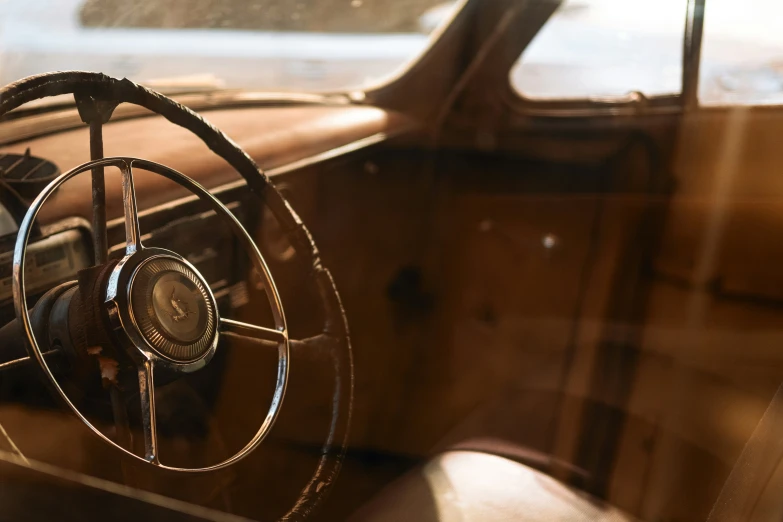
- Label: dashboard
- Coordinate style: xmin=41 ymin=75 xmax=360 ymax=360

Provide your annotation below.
xmin=1 ymin=104 xmax=409 ymax=226
xmin=0 ymin=225 xmax=90 ymax=304
xmin=0 ymin=85 xmax=424 ymax=522
xmin=0 ymin=102 xmax=412 ymax=330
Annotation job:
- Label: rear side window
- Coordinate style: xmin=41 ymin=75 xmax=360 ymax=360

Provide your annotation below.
xmin=699 ymin=0 xmax=783 ymax=105
xmin=510 ymin=0 xmax=687 ymax=100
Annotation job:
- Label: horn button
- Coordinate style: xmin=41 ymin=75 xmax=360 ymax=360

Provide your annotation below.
xmin=129 ymin=257 xmax=216 ymax=362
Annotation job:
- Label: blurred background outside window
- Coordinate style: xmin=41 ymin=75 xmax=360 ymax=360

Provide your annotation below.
xmin=511 ymin=0 xmax=783 ymax=106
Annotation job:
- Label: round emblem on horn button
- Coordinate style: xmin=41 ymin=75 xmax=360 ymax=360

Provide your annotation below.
xmin=130 ymin=257 xmax=216 ymax=362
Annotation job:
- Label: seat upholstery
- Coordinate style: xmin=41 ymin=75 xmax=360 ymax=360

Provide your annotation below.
xmin=350 ymin=450 xmax=638 ymax=522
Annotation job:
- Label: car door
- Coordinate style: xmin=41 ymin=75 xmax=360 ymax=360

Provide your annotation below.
xmin=427 ymin=1 xmax=783 ymax=521
xmin=624 ymin=1 xmax=783 ymax=520
xmin=371 ymin=1 xmax=738 ymax=520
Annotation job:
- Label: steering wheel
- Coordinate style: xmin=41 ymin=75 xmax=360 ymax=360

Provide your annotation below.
xmin=2 ymin=72 xmax=353 ymax=519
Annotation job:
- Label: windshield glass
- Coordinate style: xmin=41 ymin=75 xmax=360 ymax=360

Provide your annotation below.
xmin=0 ymin=0 xmax=456 ymax=92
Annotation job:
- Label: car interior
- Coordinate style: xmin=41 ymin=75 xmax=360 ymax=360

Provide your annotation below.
xmin=0 ymin=0 xmax=783 ymax=521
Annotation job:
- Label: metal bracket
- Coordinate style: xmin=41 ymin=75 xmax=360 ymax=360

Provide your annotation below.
xmin=74 ymin=94 xmax=119 ymax=125
xmin=73 ymin=93 xmax=120 ymax=265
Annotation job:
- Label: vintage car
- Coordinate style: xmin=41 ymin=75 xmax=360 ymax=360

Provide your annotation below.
xmin=0 ymin=0 xmax=781 ymax=521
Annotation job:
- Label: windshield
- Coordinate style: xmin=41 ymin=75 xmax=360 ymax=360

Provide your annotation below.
xmin=0 ymin=0 xmax=455 ymax=92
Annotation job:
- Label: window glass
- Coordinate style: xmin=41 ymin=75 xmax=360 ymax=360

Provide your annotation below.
xmin=700 ymin=0 xmax=783 ymax=105
xmin=0 ymin=0 xmax=458 ymax=92
xmin=510 ymin=0 xmax=686 ymax=100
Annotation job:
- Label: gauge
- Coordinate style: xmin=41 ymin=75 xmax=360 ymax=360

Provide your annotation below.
xmin=0 ymin=202 xmax=16 ymax=237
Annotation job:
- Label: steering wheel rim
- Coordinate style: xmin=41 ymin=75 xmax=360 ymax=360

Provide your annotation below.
xmin=1 ymin=72 xmax=353 ymax=521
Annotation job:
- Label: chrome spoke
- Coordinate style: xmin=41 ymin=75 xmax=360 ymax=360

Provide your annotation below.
xmin=220 ymin=317 xmax=287 ymax=346
xmin=121 ymin=161 xmax=142 ymax=255
xmin=137 ymin=360 xmax=159 ymax=465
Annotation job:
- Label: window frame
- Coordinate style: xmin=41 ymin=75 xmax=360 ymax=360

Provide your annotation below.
xmin=504 ymin=0 xmax=705 ymax=118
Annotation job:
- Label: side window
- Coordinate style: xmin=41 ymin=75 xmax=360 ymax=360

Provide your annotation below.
xmin=700 ymin=0 xmax=783 ymax=105
xmin=509 ymin=0 xmax=687 ymax=101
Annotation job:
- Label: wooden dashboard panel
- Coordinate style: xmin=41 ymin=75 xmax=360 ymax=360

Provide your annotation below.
xmin=0 ymin=104 xmax=414 ymax=225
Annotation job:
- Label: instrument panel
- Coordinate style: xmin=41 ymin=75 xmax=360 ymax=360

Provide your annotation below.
xmin=0 ymin=220 xmax=93 ymax=326
xmin=0 ymin=175 xmax=255 ymax=330
xmin=0 ymin=227 xmax=91 ymax=303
